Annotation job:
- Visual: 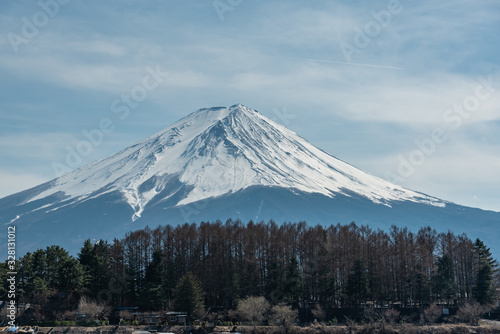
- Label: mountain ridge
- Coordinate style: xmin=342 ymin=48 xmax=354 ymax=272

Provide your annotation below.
xmin=1 ymin=104 xmax=499 ymax=258
xmin=17 ymin=104 xmax=446 ymax=217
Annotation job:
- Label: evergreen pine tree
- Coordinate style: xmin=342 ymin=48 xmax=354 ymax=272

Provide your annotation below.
xmin=435 ymin=254 xmax=457 ymax=305
xmin=144 ymin=249 xmax=166 ymax=310
xmin=78 ymin=239 xmax=95 ymax=291
xmin=78 ymin=239 xmax=112 ymax=300
xmin=473 ymin=239 xmax=497 ymax=305
xmin=346 ymin=259 xmax=370 ymax=306
xmin=174 ymin=272 xmax=205 ymax=324
xmin=283 ymin=257 xmax=303 ymax=307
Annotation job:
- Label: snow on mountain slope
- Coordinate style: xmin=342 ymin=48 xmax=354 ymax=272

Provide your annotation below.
xmin=23 ymin=104 xmax=445 ymax=221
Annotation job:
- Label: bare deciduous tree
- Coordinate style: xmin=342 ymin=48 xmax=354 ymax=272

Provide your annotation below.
xmin=78 ymin=296 xmax=110 ymax=321
xmin=237 ymin=296 xmax=270 ymax=331
xmin=456 ymin=301 xmax=489 ymax=326
xmin=271 ymin=303 xmax=297 ymax=334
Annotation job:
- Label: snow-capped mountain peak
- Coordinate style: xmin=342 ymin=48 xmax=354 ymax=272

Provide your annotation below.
xmin=25 ymin=104 xmax=444 ymax=221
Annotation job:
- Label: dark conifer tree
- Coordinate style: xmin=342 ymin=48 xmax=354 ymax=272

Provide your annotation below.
xmin=283 ymin=257 xmax=303 ymax=307
xmin=143 ymin=249 xmax=166 ymax=310
xmin=346 ymin=259 xmax=370 ymax=306
xmin=435 ymin=254 xmax=457 ymax=305
xmin=174 ymin=272 xmax=205 ymax=324
xmin=473 ymin=239 xmax=497 ymax=304
xmin=78 ymin=239 xmax=112 ymax=301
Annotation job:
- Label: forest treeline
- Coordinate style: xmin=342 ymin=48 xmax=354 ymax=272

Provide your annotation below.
xmin=1 ymin=220 xmax=498 ymax=321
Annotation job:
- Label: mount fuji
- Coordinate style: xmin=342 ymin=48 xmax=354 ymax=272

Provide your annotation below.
xmin=1 ymin=104 xmax=499 ymax=257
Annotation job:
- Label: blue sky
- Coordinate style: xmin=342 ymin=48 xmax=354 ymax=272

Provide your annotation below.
xmin=0 ymin=0 xmax=499 ymax=211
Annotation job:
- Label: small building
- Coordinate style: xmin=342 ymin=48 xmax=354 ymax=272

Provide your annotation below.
xmin=115 ymin=306 xmax=140 ymax=320
xmin=75 ymin=310 xmax=87 ymax=321
xmin=111 ymin=306 xmax=139 ymax=324
xmin=164 ymin=312 xmax=187 ymax=325
xmin=135 ymin=313 xmax=161 ymax=326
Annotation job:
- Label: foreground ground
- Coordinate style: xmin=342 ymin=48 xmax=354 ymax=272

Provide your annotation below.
xmin=33 ymin=321 xmax=500 ymax=334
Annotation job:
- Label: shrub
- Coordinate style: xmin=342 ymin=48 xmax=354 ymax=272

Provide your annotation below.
xmin=311 ymin=304 xmax=326 ymax=322
xmin=237 ymin=296 xmax=270 ymax=328
xmin=271 ymin=303 xmax=298 ymax=334
xmin=424 ymin=302 xmax=442 ymax=324
xmin=384 ymin=309 xmax=400 ymax=325
xmin=456 ymin=301 xmax=487 ymax=326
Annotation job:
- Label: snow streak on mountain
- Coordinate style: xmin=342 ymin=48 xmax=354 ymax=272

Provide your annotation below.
xmin=1 ymin=104 xmax=499 ymax=257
